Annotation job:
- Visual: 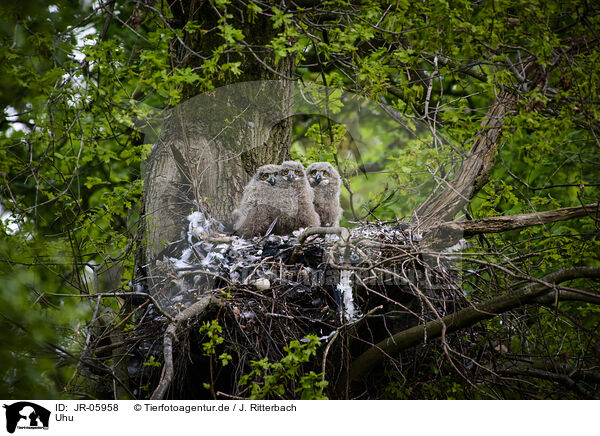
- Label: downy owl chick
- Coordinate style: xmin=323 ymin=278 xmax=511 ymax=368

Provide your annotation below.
xmin=232 ymin=164 xmax=281 ymax=238
xmin=306 ymin=161 xmax=342 ymax=227
xmin=273 ymin=161 xmax=320 ymax=235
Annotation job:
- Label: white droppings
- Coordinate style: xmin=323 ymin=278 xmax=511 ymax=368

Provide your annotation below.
xmin=187 ymin=211 xmax=207 ymax=243
xmin=325 ymin=233 xmax=340 ymax=242
xmin=181 ymin=248 xmax=192 ymax=263
xmin=186 ymin=211 xmax=225 ymax=243
xmin=241 ymin=310 xmax=256 ymax=319
xmin=169 ymin=258 xmax=183 ymax=269
xmin=337 ymin=269 xmax=358 ymax=322
xmin=292 ymin=227 xmax=309 ymax=238
xmin=442 ymin=238 xmax=468 ymax=253
xmin=202 ymin=251 xmax=224 ymax=266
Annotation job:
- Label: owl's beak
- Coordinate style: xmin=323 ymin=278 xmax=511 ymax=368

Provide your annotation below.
xmin=313 ymin=173 xmax=322 ymax=184
xmin=285 ymin=173 xmax=295 ymax=182
xmin=266 ymin=175 xmax=276 ymax=186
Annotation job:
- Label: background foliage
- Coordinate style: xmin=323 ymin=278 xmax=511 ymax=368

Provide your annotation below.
xmin=1 ymin=0 xmax=598 ymax=398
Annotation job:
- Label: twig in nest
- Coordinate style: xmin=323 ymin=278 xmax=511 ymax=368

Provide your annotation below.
xmin=290 ymin=226 xmax=350 ymax=263
xmin=50 ymin=291 xmax=175 ymax=322
xmin=150 ymin=294 xmax=223 ymax=400
xmin=297 ymin=226 xmax=350 ymax=245
xmin=321 ymin=305 xmax=382 ymax=385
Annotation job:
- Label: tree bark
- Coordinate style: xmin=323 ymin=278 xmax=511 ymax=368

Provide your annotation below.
xmin=413 ymin=90 xmax=517 ymax=230
xmin=140 ymin=4 xmax=295 ymax=261
xmin=424 ymin=203 xmax=599 ymax=247
xmin=460 ymin=203 xmax=599 ymax=236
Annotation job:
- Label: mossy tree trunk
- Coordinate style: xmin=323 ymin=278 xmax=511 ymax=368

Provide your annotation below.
xmin=140 ymin=3 xmax=294 ymax=261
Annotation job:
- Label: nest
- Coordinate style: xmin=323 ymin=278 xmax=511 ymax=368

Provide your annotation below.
xmin=129 ymin=212 xmax=468 ymax=399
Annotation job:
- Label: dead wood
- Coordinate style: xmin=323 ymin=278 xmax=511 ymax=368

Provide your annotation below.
xmin=414 ymin=90 xmax=518 ymax=230
xmin=423 ymin=203 xmax=599 ymax=248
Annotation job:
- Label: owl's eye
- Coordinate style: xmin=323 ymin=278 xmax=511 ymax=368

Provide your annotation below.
xmin=310 ymin=170 xmax=317 ymax=175
xmin=261 ymin=173 xmax=269 ymax=179
xmin=282 ymin=169 xmax=289 ymax=175
xmin=323 ymin=171 xmax=330 ymax=177
xmin=295 ymin=170 xmax=302 ymax=176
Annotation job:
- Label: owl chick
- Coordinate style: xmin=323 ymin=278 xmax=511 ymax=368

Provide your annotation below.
xmin=273 ymin=161 xmax=320 ymax=235
xmin=232 ymin=164 xmax=281 ymax=238
xmin=306 ymin=161 xmax=343 ymax=227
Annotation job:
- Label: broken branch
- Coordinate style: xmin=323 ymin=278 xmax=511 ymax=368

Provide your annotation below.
xmin=423 ymin=203 xmax=599 ymax=248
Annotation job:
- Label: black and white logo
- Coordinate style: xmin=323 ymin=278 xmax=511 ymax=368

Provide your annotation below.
xmin=3 ymin=402 xmax=50 ymax=434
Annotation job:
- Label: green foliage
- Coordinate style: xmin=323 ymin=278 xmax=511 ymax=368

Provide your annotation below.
xmin=198 ymin=320 xmax=232 ymax=394
xmin=0 ymin=236 xmax=90 ymax=398
xmin=199 ymin=320 xmax=232 ymax=366
xmin=143 ymin=355 xmax=162 ymax=368
xmin=0 ymin=0 xmax=171 ymax=397
xmin=1 ymin=0 xmax=598 ymax=399
xmin=239 ymin=335 xmax=328 ymax=400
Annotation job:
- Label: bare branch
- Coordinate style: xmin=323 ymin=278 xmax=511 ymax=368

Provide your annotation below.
xmin=346 ymin=266 xmax=600 ymax=383
xmin=461 ymin=203 xmax=599 ymax=235
xmin=497 ymin=366 xmax=599 ymax=400
xmin=296 ymin=226 xmax=350 ymax=245
xmin=424 ymin=203 xmax=599 ymax=247
xmin=151 ymin=294 xmax=223 ymax=400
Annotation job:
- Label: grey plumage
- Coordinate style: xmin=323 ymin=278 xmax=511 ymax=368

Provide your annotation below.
xmin=232 ymin=164 xmax=281 ymax=238
xmin=232 ymin=161 xmax=321 ymax=238
xmin=273 ymin=161 xmax=320 ymax=235
xmin=306 ymin=161 xmax=343 ymax=227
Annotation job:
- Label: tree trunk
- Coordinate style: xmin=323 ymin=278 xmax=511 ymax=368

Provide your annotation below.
xmin=140 ymin=5 xmax=295 ymax=261
xmin=414 ymin=89 xmax=517 ymax=231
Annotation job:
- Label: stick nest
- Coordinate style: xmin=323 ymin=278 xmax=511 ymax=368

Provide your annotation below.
xmin=128 ymin=213 xmax=467 ymax=398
